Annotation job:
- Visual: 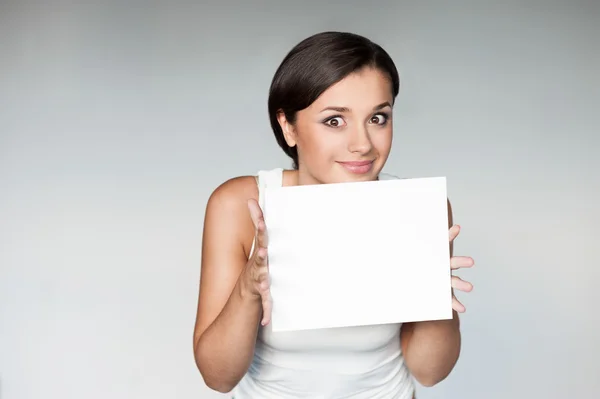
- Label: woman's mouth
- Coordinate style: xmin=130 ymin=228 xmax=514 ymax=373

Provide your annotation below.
xmin=336 ymin=160 xmax=374 ymax=174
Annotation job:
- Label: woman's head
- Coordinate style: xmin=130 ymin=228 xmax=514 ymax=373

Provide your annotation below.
xmin=268 ymin=31 xmax=400 ymax=184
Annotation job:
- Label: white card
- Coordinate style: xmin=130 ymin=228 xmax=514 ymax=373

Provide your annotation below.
xmin=263 ymin=176 xmax=453 ymax=333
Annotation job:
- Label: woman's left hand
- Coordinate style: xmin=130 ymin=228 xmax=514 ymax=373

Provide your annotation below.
xmin=448 ymin=225 xmax=474 ymax=313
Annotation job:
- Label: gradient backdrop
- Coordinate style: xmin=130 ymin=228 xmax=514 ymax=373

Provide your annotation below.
xmin=1 ymin=1 xmax=599 ymax=398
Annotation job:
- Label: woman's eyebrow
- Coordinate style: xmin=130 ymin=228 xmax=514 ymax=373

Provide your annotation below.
xmin=319 ymin=101 xmax=391 ymax=113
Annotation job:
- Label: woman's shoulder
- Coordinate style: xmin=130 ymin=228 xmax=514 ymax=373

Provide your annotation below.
xmin=207 ymin=168 xmax=286 ymax=204
xmin=208 ymin=175 xmax=258 ymax=207
xmin=203 ymin=175 xmax=260 ymax=228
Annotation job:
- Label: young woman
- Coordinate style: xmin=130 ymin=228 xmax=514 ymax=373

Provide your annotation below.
xmin=193 ymin=31 xmax=475 ymax=399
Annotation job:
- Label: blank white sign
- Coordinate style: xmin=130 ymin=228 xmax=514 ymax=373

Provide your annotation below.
xmin=263 ymin=176 xmax=453 ymax=333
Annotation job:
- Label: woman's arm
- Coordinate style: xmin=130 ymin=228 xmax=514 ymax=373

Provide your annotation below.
xmin=401 ymin=311 xmax=461 ymax=387
xmin=192 ymin=177 xmax=261 ymax=393
xmin=400 ymin=199 xmax=470 ymax=387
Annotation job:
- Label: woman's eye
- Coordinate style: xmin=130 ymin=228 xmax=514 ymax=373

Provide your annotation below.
xmin=325 ymin=117 xmax=344 ymax=127
xmin=369 ymin=114 xmax=388 ymax=125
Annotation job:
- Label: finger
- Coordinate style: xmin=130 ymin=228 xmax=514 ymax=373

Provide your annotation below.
xmin=448 ymin=224 xmax=460 ymax=242
xmin=251 ymin=262 xmax=269 ymax=284
xmin=256 ymin=262 xmax=272 ymax=326
xmin=452 ymin=296 xmax=466 ymax=313
xmin=255 ymin=219 xmax=268 ymax=250
xmin=451 ymin=275 xmax=473 ymax=292
xmin=247 ymin=199 xmax=268 ymax=248
xmin=261 ymin=288 xmax=273 ymax=326
xmin=254 ymin=247 xmax=268 ymax=268
xmin=450 ymin=256 xmax=475 ymax=270
xmin=247 ymin=199 xmax=263 ymax=231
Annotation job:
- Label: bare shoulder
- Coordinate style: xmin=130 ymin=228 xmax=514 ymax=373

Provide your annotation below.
xmin=204 ymin=175 xmax=258 ymax=255
xmin=206 ymin=175 xmax=258 ymax=212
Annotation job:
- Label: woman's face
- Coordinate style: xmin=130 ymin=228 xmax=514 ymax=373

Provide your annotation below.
xmin=279 ymin=67 xmax=394 ymax=185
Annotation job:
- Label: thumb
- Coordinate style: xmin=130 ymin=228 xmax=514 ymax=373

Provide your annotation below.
xmin=247 ymin=199 xmax=263 ymax=230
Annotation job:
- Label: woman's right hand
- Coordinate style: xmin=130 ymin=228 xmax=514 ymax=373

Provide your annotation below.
xmin=244 ymin=199 xmax=272 ymax=326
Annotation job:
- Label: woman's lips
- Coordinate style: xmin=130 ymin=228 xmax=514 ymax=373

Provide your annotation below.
xmin=337 ymin=160 xmax=374 ymax=174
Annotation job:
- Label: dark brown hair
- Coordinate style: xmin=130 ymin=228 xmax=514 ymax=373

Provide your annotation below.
xmin=268 ymin=31 xmax=400 ymax=169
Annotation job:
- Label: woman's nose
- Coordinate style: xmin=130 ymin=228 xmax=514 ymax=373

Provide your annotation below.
xmin=347 ymin=126 xmax=374 ymax=154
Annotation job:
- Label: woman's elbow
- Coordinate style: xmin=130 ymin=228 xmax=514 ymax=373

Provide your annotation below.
xmin=194 ymin=341 xmax=237 ymax=393
xmin=202 ymin=374 xmax=235 ymax=394
xmin=412 ymin=370 xmax=450 ymax=388
xmin=195 ymin=357 xmax=237 ymax=393
xmin=415 ymin=375 xmax=443 ymax=388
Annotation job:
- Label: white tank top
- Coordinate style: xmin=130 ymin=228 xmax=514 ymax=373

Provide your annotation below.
xmin=232 ymin=168 xmax=415 ymax=399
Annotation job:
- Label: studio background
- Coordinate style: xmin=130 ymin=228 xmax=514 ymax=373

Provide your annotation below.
xmin=1 ymin=1 xmax=598 ymax=398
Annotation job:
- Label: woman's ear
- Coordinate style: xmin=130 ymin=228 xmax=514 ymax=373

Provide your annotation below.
xmin=277 ymin=111 xmax=297 ymax=148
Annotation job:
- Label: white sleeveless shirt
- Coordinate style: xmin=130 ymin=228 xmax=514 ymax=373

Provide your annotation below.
xmin=232 ymin=168 xmax=415 ymax=399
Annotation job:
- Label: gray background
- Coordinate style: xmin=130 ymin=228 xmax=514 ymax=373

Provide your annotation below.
xmin=1 ymin=0 xmax=599 ymax=398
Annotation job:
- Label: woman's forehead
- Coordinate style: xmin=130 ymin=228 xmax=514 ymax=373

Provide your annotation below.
xmin=308 ymin=68 xmax=394 ymax=112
